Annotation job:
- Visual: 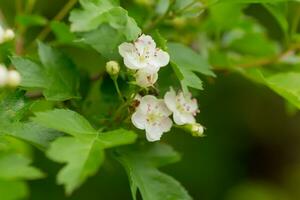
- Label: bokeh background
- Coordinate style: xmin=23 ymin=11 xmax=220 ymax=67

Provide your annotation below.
xmin=1 ymin=0 xmax=300 ymax=199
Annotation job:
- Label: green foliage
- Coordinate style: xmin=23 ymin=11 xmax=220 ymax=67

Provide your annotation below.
xmin=1 ymin=0 xmax=300 ymax=199
xmin=0 ymin=136 xmax=44 ymax=200
xmin=0 ymin=92 xmax=61 ymax=150
xmin=12 ymin=42 xmax=80 ymax=101
xmin=32 ymin=109 xmax=137 ymax=194
xmin=168 ymin=42 xmax=215 ymax=91
xmin=70 ymin=0 xmax=141 ymax=59
xmin=116 ymin=143 xmax=192 ymax=200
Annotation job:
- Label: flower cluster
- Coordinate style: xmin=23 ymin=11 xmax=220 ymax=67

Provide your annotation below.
xmin=0 ymin=64 xmax=21 ymax=88
xmin=130 ymin=88 xmax=203 ymax=141
xmin=118 ymin=34 xmax=204 ymax=142
xmin=119 ymin=34 xmax=169 ymax=87
xmin=0 ymin=25 xmax=15 ymax=44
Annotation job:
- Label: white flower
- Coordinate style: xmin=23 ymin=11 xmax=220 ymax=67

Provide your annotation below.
xmin=135 ymin=69 xmax=158 ymax=88
xmin=0 ymin=25 xmax=15 ymax=44
xmin=0 ymin=64 xmax=8 ymax=87
xmin=131 ymin=95 xmax=173 ymax=142
xmin=118 ymin=34 xmax=170 ymax=73
xmin=7 ymin=70 xmax=21 ymax=87
xmin=3 ymin=29 xmax=15 ymax=41
xmin=164 ymin=87 xmax=199 ymax=125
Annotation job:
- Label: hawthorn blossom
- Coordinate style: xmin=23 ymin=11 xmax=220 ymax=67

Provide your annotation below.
xmin=131 ymin=95 xmax=172 ymax=142
xmin=0 ymin=25 xmax=15 ymax=44
xmin=118 ymin=34 xmax=170 ymax=73
xmin=7 ymin=70 xmax=21 ymax=87
xmin=164 ymin=87 xmax=199 ymax=125
xmin=135 ymin=69 xmax=158 ymax=88
xmin=0 ymin=64 xmax=21 ymax=87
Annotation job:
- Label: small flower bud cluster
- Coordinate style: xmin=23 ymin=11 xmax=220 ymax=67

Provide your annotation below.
xmin=118 ymin=34 xmax=204 ymax=142
xmin=0 ymin=25 xmax=15 ymax=44
xmin=0 ymin=64 xmax=21 ymax=88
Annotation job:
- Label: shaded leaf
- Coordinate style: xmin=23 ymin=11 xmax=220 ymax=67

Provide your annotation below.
xmin=12 ymin=42 xmax=80 ymax=101
xmin=116 ymin=143 xmax=192 ymax=200
xmin=168 ymin=42 xmax=215 ymax=90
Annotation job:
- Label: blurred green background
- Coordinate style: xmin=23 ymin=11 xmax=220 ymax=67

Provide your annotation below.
xmin=1 ymin=0 xmax=300 ymax=199
xmin=27 ymin=73 xmax=300 ymax=200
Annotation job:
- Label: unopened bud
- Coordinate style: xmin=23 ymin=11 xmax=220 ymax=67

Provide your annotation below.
xmin=182 ymin=123 xmax=205 ymax=137
xmin=3 ymin=29 xmax=15 ymax=41
xmin=190 ymin=123 xmax=204 ymax=137
xmin=0 ymin=65 xmax=8 ymax=87
xmin=7 ymin=70 xmax=21 ymax=87
xmin=106 ymin=61 xmax=120 ymax=77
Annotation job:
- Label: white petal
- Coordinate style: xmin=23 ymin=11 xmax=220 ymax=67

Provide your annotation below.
xmin=135 ymin=34 xmax=156 ymax=55
xmin=135 ymin=70 xmax=158 ymax=88
xmin=173 ymin=112 xmax=185 ymax=125
xmin=131 ymin=110 xmax=146 ymax=130
xmin=164 ymin=87 xmax=177 ymax=112
xmin=142 ymin=64 xmax=161 ymax=74
xmin=118 ymin=42 xmax=135 ymax=57
xmin=156 ymin=100 xmax=172 ymax=116
xmin=124 ymin=56 xmax=142 ymax=70
xmin=139 ymin=95 xmax=158 ymax=113
xmin=145 ymin=124 xmax=164 ymax=142
xmin=150 ymin=49 xmax=170 ymax=67
xmin=173 ymin=112 xmax=195 ymax=125
xmin=159 ymin=117 xmax=173 ymax=132
xmin=180 ymin=113 xmax=196 ymax=124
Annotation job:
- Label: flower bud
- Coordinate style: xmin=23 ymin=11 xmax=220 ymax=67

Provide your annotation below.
xmin=3 ymin=29 xmax=15 ymax=41
xmin=190 ymin=123 xmax=204 ymax=137
xmin=106 ymin=61 xmax=120 ymax=77
xmin=181 ymin=123 xmax=205 ymax=137
xmin=135 ymin=69 xmax=158 ymax=88
xmin=7 ymin=70 xmax=21 ymax=87
xmin=0 ymin=65 xmax=8 ymax=87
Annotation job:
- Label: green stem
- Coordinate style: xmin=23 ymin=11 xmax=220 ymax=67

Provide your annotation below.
xmin=143 ymin=0 xmax=175 ymax=32
xmin=291 ymin=7 xmax=300 ymax=36
xmin=113 ymin=78 xmax=124 ymax=103
xmin=28 ymin=0 xmax=78 ymax=49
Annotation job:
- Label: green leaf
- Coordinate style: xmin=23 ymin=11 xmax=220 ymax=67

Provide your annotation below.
xmin=33 ymin=109 xmax=97 ymax=137
xmin=16 ymin=14 xmax=47 ymax=27
xmin=218 ymin=0 xmax=300 ymax=3
xmin=47 ymin=129 xmax=137 ymax=194
xmin=0 ymin=92 xmax=61 ymax=150
xmin=12 ymin=42 xmax=80 ymax=101
xmin=11 ymin=57 xmax=47 ymax=88
xmin=264 ymin=72 xmax=300 ymax=109
xmin=263 ymin=3 xmax=288 ymax=37
xmin=82 ymin=24 xmax=126 ymax=59
xmin=168 ymin=42 xmax=215 ymax=90
xmin=116 ymin=143 xmax=192 ymax=200
xmin=33 ymin=109 xmax=137 ymax=194
xmin=0 ymin=152 xmax=44 ymax=180
xmin=69 ymin=0 xmax=119 ymax=32
xmin=2 ymin=122 xmax=62 ymax=150
xmin=0 ymin=151 xmax=44 ymax=200
xmin=50 ymin=21 xmax=76 ymax=44
xmin=69 ymin=0 xmax=141 ymax=59
xmin=0 ymin=179 xmax=27 ymax=200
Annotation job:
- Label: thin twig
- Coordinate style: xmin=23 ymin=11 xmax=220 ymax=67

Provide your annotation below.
xmin=28 ymin=0 xmax=78 ymax=49
xmin=143 ymin=0 xmax=175 ymax=32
